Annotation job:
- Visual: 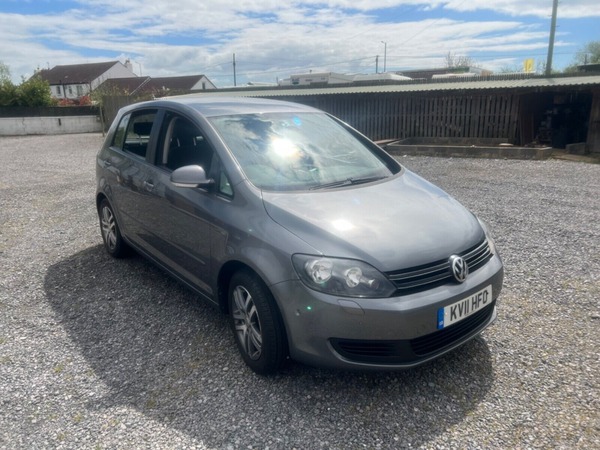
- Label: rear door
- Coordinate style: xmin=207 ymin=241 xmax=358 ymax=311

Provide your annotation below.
xmin=105 ymin=109 xmax=159 ymax=248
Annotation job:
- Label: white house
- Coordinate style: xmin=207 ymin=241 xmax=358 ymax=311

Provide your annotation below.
xmin=39 ymin=61 xmax=138 ymax=101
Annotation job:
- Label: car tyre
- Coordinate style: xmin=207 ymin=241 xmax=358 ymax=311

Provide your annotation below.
xmin=98 ymin=199 xmax=129 ymax=258
xmin=229 ymin=270 xmax=287 ymax=375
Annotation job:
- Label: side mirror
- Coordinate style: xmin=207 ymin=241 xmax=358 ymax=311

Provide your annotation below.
xmin=171 ymin=165 xmax=215 ymax=189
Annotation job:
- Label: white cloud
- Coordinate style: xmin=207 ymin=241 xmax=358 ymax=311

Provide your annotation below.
xmin=298 ymin=0 xmax=600 ymax=19
xmin=440 ymin=0 xmax=600 ymax=19
xmin=0 ymin=0 xmax=596 ymax=84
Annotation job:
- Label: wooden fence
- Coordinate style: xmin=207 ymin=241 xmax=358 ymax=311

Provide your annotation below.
xmin=101 ymin=95 xmax=132 ymax=131
xmin=100 ymin=91 xmax=521 ymax=142
xmin=284 ymin=92 xmax=521 ymax=143
xmin=589 ymin=89 xmax=600 ymax=153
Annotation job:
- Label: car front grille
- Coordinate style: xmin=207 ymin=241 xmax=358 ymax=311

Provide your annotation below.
xmin=330 ymin=301 xmax=495 ymax=365
xmin=385 ymin=238 xmax=492 ymax=295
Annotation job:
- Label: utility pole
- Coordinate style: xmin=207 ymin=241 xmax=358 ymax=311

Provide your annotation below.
xmin=381 ymin=41 xmax=387 ymax=73
xmin=545 ymin=0 xmax=559 ymax=76
xmin=375 ymin=55 xmax=379 ymax=74
xmin=233 ymin=53 xmax=237 ymax=87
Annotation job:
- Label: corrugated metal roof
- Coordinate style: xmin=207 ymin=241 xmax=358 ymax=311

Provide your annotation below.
xmin=189 ymin=75 xmax=600 ymax=98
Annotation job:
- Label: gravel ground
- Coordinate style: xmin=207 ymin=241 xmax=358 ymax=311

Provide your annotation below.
xmin=0 ymin=133 xmax=598 ymax=449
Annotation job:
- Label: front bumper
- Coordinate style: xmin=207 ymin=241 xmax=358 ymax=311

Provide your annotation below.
xmin=271 ymin=253 xmax=503 ymax=370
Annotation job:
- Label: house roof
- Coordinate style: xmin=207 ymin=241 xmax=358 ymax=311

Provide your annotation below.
xmin=98 ymin=77 xmax=150 ymax=94
xmin=97 ymin=75 xmax=210 ymax=95
xmin=39 ymin=61 xmax=122 ymax=85
xmin=144 ymin=75 xmax=208 ymax=91
xmin=187 ymin=74 xmax=600 ymax=98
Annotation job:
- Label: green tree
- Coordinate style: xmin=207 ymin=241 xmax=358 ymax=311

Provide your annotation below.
xmin=16 ymin=74 xmax=54 ymax=107
xmin=0 ymin=62 xmax=18 ymax=106
xmin=0 ymin=61 xmax=11 ymax=83
xmin=0 ymin=62 xmax=55 ymax=106
xmin=564 ymin=41 xmax=600 ymax=72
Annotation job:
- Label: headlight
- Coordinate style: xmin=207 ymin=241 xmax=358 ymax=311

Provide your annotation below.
xmin=292 ymin=254 xmax=396 ymax=298
xmin=477 ymin=217 xmax=497 ymax=255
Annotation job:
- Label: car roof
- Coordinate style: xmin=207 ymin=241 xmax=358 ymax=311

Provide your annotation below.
xmin=144 ymin=95 xmax=321 ymax=118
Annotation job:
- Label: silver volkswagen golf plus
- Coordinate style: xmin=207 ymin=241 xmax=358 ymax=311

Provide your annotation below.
xmin=96 ymin=96 xmax=504 ymax=374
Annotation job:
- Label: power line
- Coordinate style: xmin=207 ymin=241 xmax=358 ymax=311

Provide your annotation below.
xmin=204 ymin=55 xmax=377 ymax=79
xmin=207 ymin=46 xmax=577 ymax=77
xmin=202 ymin=48 xmax=582 ymax=81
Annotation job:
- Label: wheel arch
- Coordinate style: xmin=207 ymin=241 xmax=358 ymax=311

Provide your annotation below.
xmin=96 ymin=193 xmax=125 ymax=238
xmin=223 ymin=262 xmax=290 ymax=373
xmin=217 ymin=260 xmax=256 ymax=314
xmin=217 ymin=260 xmax=286 ymax=332
xmin=96 ymin=192 xmax=109 ymax=212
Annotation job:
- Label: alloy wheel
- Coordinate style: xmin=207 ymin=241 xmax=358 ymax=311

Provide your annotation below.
xmin=231 ymin=285 xmax=263 ymax=360
xmin=100 ymin=205 xmax=117 ymax=251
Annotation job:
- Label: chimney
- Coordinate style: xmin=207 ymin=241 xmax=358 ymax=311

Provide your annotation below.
xmin=124 ymin=59 xmax=134 ymax=73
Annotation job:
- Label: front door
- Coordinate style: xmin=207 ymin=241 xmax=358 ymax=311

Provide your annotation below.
xmin=139 ymin=112 xmax=217 ymax=296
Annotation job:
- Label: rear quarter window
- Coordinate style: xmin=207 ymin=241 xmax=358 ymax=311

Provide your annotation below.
xmin=112 ymin=110 xmax=157 ymax=158
xmin=111 ymin=114 xmax=130 ymax=150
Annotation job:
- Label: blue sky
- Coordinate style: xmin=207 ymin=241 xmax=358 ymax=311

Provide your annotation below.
xmin=1 ymin=0 xmax=598 ymax=86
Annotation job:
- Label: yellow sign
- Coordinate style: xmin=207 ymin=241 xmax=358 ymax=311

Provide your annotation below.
xmin=523 ymin=59 xmax=534 ymax=73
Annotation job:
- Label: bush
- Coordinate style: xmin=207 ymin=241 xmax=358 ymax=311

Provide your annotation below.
xmin=0 ymin=80 xmax=19 ymax=106
xmin=16 ymin=75 xmax=54 ymax=107
xmin=0 ymin=62 xmax=55 ymax=107
xmin=78 ymin=95 xmax=92 ymax=106
xmin=57 ymin=98 xmax=78 ymax=107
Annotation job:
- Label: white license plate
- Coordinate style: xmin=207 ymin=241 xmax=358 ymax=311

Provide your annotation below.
xmin=437 ymin=285 xmax=492 ymax=329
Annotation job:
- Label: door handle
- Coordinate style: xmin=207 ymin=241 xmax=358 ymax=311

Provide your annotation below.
xmin=143 ymin=181 xmax=154 ymax=191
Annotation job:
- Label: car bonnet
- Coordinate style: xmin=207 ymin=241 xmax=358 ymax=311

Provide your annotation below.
xmin=261 ymin=170 xmax=484 ymax=272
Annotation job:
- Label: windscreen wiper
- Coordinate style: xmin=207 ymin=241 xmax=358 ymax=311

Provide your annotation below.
xmin=309 ymin=175 xmax=388 ymax=190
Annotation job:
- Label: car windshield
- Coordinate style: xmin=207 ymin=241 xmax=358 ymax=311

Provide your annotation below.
xmin=209 ymin=112 xmax=396 ymax=191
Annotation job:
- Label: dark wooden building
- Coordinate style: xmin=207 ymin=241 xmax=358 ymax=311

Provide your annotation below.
xmin=197 ymin=74 xmax=600 ymax=153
